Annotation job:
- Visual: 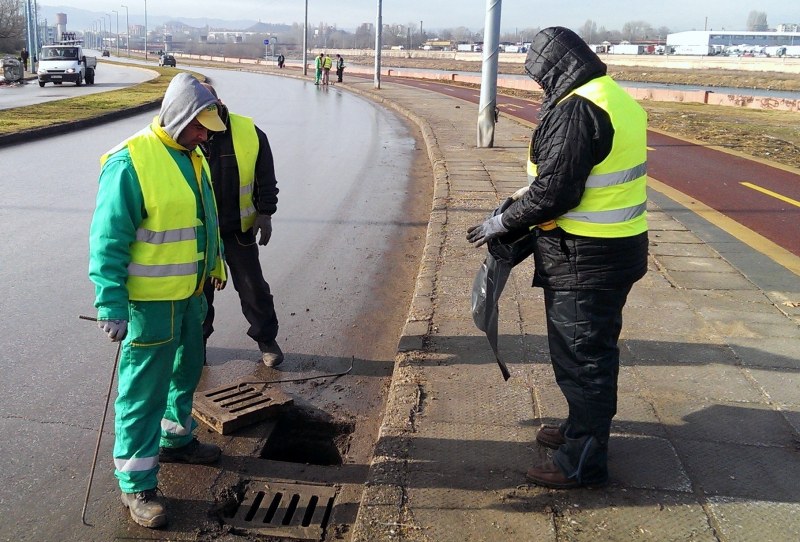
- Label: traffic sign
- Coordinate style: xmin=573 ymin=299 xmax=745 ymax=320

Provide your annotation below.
xmin=263 ymin=39 xmax=270 ymax=45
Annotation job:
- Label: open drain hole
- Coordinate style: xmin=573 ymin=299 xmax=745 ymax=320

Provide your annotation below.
xmin=261 ymin=409 xmax=354 ymax=466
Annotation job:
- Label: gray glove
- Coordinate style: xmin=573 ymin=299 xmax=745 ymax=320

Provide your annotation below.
xmin=98 ymin=319 xmax=127 ymax=342
xmin=466 ymin=213 xmax=508 ymax=247
xmin=253 ymin=214 xmax=272 ymax=246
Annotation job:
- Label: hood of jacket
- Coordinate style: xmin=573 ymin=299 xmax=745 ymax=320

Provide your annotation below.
xmin=524 ymin=26 xmax=607 ymax=115
xmin=158 ymin=73 xmax=219 ymax=141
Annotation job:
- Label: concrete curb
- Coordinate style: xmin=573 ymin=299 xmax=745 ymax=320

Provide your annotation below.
xmin=330 ymin=80 xmax=458 ymax=540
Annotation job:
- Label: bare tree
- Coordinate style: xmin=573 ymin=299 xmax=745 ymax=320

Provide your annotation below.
xmin=621 ymin=20 xmax=654 ymax=41
xmin=746 ymin=11 xmax=768 ymax=31
xmin=0 ymin=0 xmax=25 ymax=47
xmin=579 ymin=19 xmax=598 ymax=43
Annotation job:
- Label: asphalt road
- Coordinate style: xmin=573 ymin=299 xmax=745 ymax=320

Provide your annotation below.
xmin=0 ymin=67 xmax=430 ymax=541
xmin=0 ymin=60 xmax=158 ymax=110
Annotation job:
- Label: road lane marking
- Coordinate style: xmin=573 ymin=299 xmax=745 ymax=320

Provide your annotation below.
xmin=648 ymin=176 xmax=800 ymax=277
xmin=740 ymin=181 xmax=800 ymax=208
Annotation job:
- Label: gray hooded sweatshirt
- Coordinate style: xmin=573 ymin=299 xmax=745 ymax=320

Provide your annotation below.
xmin=158 ymin=73 xmax=218 ymax=141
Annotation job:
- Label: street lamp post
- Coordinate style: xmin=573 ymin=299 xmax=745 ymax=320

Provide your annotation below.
xmin=121 ymin=5 xmax=129 ymax=57
xmin=302 ymin=0 xmax=308 ymax=75
xmin=374 ymin=0 xmax=382 ymax=89
xmin=143 ymin=0 xmax=148 ymax=60
xmin=112 ymin=10 xmax=119 ymax=56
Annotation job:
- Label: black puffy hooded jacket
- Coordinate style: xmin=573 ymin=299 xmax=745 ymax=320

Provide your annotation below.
xmin=501 ymin=26 xmax=648 ymax=290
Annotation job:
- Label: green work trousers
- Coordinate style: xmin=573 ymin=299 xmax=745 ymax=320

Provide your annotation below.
xmin=113 ymin=295 xmax=207 ymax=493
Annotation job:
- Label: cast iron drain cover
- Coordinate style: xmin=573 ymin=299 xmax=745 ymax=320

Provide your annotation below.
xmin=192 ymin=378 xmax=293 ymax=434
xmin=223 ymin=480 xmax=337 ymax=539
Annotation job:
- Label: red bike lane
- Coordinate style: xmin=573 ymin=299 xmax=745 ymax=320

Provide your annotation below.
xmin=384 ymin=75 xmax=800 ymax=260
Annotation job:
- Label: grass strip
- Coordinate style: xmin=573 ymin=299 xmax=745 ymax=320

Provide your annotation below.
xmin=0 ymin=63 xmax=203 ymax=136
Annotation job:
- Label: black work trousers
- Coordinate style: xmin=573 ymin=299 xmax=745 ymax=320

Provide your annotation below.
xmin=544 ymin=285 xmax=631 ymax=485
xmin=203 ymin=229 xmax=279 ymax=346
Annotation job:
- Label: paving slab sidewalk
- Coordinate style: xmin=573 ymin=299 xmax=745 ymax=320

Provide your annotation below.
xmin=341 ymin=78 xmax=800 ymax=542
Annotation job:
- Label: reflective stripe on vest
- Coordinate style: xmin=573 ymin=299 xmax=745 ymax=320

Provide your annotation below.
xmin=229 ymin=113 xmax=259 ymax=231
xmin=122 ymin=128 xmax=204 ymax=300
xmin=528 ymin=76 xmax=648 ymax=238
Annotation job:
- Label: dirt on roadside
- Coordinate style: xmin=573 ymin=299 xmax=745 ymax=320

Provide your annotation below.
xmin=352 ymin=55 xmax=800 ymax=170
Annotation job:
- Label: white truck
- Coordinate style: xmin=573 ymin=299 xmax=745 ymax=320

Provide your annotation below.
xmin=37 ymin=41 xmax=96 ymax=87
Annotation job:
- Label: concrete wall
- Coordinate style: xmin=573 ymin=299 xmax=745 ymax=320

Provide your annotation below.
xmin=170 ymin=51 xmax=800 ymax=112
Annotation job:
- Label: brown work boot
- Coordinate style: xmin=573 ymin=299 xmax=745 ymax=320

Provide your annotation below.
xmin=259 ymin=340 xmax=284 ymax=367
xmin=159 ymin=437 xmax=220 ymax=464
xmin=536 ymin=425 xmax=565 ymax=449
xmin=526 ymin=461 xmax=608 ymax=489
xmin=120 ymin=488 xmax=167 ymax=528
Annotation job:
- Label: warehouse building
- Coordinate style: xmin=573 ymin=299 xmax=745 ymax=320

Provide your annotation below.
xmin=666 ymin=30 xmax=800 ymax=55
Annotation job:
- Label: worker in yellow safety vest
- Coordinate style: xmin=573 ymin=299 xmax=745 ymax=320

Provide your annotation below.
xmin=89 ymin=73 xmax=227 ymax=529
xmin=467 ymin=26 xmax=648 ymax=489
xmin=322 ymin=52 xmax=333 ymax=85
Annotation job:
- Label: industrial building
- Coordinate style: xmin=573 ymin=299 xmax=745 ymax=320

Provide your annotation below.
xmin=666 ymin=30 xmax=800 ymax=56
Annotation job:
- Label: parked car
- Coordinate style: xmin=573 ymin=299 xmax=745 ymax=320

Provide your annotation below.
xmin=159 ymin=54 xmax=176 ymax=67
xmin=101 ymin=50 xmax=110 ymax=57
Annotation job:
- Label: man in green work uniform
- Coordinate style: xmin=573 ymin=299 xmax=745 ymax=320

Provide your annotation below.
xmin=89 ymin=72 xmax=227 ymax=529
xmin=314 ymin=52 xmax=323 ymax=85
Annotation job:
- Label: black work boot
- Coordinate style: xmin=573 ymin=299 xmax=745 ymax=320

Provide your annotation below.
xmin=258 ymin=340 xmax=284 ymax=367
xmin=120 ymin=488 xmax=167 ymax=528
xmin=159 ymin=437 xmax=221 ymax=464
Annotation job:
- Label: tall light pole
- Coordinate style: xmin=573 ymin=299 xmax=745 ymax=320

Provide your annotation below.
xmin=374 ymin=0 xmax=382 ymax=89
xmin=302 ymin=0 xmax=308 ymax=75
xmin=121 ymin=5 xmax=129 ymax=57
xmin=143 ymin=0 xmax=148 ymax=60
xmin=112 ymin=10 xmax=119 ymax=56
xmin=106 ymin=13 xmax=112 ymax=41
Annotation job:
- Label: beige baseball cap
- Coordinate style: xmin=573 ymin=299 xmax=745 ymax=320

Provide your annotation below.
xmin=195 ymin=103 xmax=226 ymax=132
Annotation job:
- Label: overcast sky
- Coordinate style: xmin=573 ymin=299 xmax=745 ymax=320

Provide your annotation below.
xmin=52 ymin=1 xmax=797 ymax=33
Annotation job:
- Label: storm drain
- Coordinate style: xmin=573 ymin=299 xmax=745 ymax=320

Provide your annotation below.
xmin=223 ymin=480 xmax=337 ymax=540
xmin=192 ymin=378 xmax=293 ymax=434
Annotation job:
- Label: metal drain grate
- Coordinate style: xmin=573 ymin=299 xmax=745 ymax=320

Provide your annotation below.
xmin=223 ymin=480 xmax=337 ymax=540
xmin=192 ymin=378 xmax=293 ymax=434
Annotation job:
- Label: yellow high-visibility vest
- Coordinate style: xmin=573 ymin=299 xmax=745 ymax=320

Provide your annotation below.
xmin=229 ymin=113 xmax=259 ymax=231
xmin=527 ymin=75 xmax=648 ymax=238
xmin=102 ymin=126 xmax=216 ymax=300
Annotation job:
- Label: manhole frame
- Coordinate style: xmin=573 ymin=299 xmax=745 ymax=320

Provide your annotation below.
xmin=222 ymin=479 xmax=338 ymax=540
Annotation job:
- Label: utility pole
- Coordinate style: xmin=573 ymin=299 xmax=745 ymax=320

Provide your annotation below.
xmin=121 ymin=5 xmax=129 ymax=57
xmin=112 ymin=10 xmax=119 ymax=55
xmin=477 ymin=0 xmax=501 ymax=148
xmin=303 ymin=0 xmax=308 ymax=75
xmin=374 ymin=0 xmax=382 ymax=89
xmin=106 ymin=13 xmax=112 ymax=46
xmin=143 ymin=0 xmax=148 ymax=60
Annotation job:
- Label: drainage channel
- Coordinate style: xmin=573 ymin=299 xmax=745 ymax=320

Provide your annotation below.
xmin=215 ymin=405 xmax=358 ymax=540
xmin=223 ymin=480 xmax=338 ymax=540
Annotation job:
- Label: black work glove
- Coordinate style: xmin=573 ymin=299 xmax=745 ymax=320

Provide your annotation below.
xmin=466 ymin=214 xmax=508 ymax=248
xmin=253 ymin=214 xmax=273 ymax=246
